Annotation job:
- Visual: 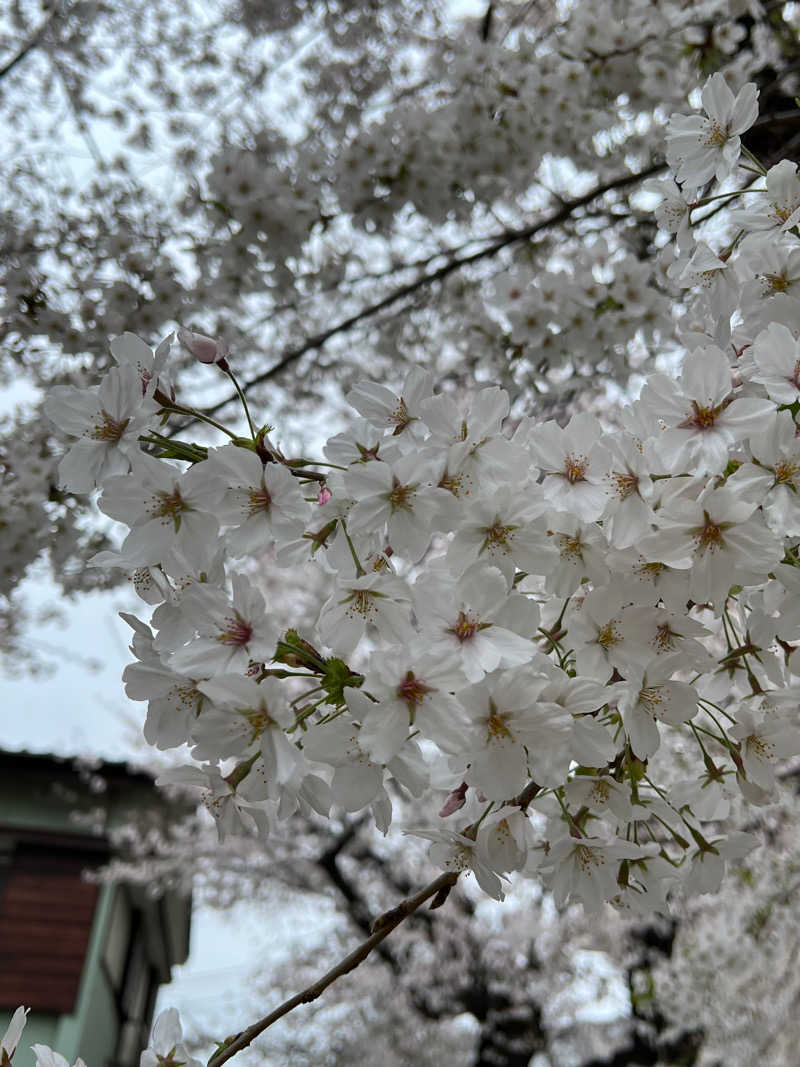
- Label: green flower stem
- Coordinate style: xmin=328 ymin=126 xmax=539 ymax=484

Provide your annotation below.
xmin=697 ymin=697 xmax=737 ymax=724
xmin=341 ymin=519 xmax=366 ymax=577
xmin=469 ymin=801 xmax=495 ymax=834
xmin=223 ymin=364 xmax=257 ymax=440
xmin=740 ymin=144 xmax=767 ymax=175
xmin=693 ymin=188 xmax=764 ymax=207
xmin=555 ymin=789 xmax=583 ymax=837
xmin=158 ymin=401 xmax=238 ymax=439
xmin=140 ymin=433 xmax=208 ymax=463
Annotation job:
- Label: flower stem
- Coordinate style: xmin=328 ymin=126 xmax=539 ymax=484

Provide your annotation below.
xmin=341 ymin=520 xmax=366 ymax=577
xmin=740 ymin=145 xmax=767 ymax=176
xmin=223 ymin=364 xmax=257 ymax=440
xmin=158 ymin=401 xmax=238 ymax=439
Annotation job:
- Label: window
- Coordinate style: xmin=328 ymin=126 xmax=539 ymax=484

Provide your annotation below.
xmin=112 ymin=913 xmax=158 ymax=1067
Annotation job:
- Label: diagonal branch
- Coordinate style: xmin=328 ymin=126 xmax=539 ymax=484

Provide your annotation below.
xmin=206 ymin=869 xmax=459 ymax=1067
xmin=0 ymin=6 xmax=61 ymax=81
xmin=195 ymin=161 xmax=665 ymax=423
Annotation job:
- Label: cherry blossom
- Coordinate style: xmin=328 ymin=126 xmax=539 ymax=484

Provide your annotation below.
xmin=639 ymin=487 xmax=782 ymax=605
xmin=206 ymin=444 xmax=311 ymax=556
xmin=729 ymin=705 xmax=800 ymax=793
xmin=317 ymin=571 xmax=414 ymax=656
xmin=140 ymin=1009 xmax=202 ymax=1067
xmin=457 ymin=669 xmax=562 ymax=799
xmin=44 ymin=364 xmax=156 ymax=493
xmin=97 ymin=452 xmax=221 ymax=568
xmin=666 ymin=72 xmax=758 ymax=185
xmin=527 ymin=413 xmax=610 ymax=521
xmin=546 ymin=836 xmax=652 ymax=913
xmin=730 ymin=159 xmax=800 ymax=232
xmin=355 ymin=653 xmax=468 ymax=761
xmin=748 ymin=321 xmax=800 ymax=405
xmin=407 ymin=828 xmax=506 ymax=901
xmin=616 ymin=658 xmax=699 ymax=759
xmin=167 ymin=575 xmax=278 ymax=675
xmin=639 ymin=345 xmax=775 ymax=475
xmin=414 ymin=565 xmax=538 ymax=684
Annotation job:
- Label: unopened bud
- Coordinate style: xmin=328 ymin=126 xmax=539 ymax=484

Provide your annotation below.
xmin=177 ymin=327 xmax=229 ymax=366
xmin=439 ymin=781 xmax=468 ymax=818
xmin=317 ymin=486 xmax=332 ymax=505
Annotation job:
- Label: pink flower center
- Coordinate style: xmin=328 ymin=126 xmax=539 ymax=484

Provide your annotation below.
xmin=396 ymin=671 xmax=434 ymax=708
xmin=217 ymin=612 xmax=254 ymax=646
xmin=356 ymin=442 xmax=380 ymax=462
xmin=688 ymin=401 xmax=717 ymax=429
xmin=693 ymin=511 xmax=729 ymax=554
xmin=248 ymin=486 xmax=272 ymax=515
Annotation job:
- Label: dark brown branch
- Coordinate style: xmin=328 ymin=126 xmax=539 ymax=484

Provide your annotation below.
xmin=316 ymin=820 xmax=400 ymax=971
xmin=195 ymin=161 xmax=666 ymax=423
xmin=206 ymin=869 xmax=459 ymax=1067
xmin=0 ymin=6 xmax=60 ymax=81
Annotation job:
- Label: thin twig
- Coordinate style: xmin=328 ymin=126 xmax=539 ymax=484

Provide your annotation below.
xmin=206 ymin=870 xmax=459 ymax=1067
xmin=51 ymin=56 xmax=105 ymax=166
xmin=0 ymin=5 xmax=60 ymax=81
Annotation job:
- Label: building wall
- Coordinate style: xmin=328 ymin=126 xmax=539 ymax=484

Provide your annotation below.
xmin=0 ymin=845 xmax=101 ymax=1014
xmin=0 ymin=882 xmax=118 ymax=1067
xmin=0 ymin=753 xmax=192 ymax=1067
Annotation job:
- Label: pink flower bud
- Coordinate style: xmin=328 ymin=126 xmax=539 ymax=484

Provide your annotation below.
xmin=177 ymin=327 xmax=229 ymax=365
xmin=317 ymin=486 xmax=332 ymax=505
xmin=438 ymin=782 xmax=468 ymax=818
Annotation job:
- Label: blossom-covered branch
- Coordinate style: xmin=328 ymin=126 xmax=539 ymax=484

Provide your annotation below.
xmin=199 ymin=161 xmax=666 ymax=422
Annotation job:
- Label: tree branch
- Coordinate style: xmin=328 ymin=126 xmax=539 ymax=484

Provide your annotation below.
xmin=192 ymin=161 xmax=666 ymax=424
xmin=0 ymin=6 xmax=60 ymax=81
xmin=316 ymin=819 xmax=401 ymax=971
xmin=206 ymin=869 xmax=460 ymax=1067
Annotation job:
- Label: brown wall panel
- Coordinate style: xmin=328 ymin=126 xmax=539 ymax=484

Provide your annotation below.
xmin=0 ymin=845 xmax=100 ymax=1013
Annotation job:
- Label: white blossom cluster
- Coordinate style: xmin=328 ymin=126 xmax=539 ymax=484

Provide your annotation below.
xmin=36 ymin=77 xmax=800 ymax=933
xmin=4 ymin=0 xmax=796 ymax=643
